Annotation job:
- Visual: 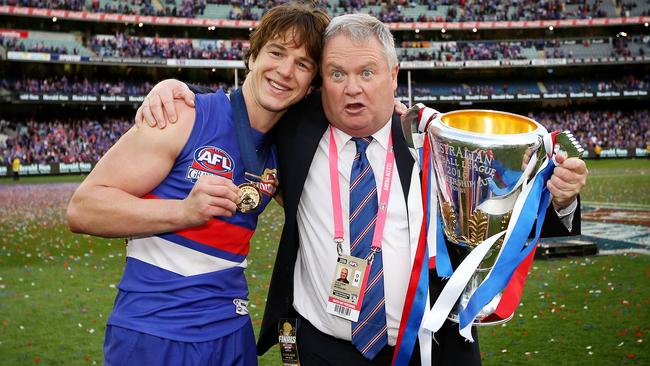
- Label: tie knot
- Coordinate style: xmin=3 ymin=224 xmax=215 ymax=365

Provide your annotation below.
xmin=352 ymin=137 xmax=373 ymax=154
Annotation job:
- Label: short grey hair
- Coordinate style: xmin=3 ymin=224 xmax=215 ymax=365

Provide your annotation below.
xmin=323 ymin=13 xmax=398 ymax=69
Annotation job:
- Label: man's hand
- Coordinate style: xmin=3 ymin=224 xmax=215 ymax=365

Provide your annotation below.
xmin=135 ymin=79 xmax=196 ymax=129
xmin=181 ymin=175 xmax=241 ymax=226
xmin=548 ymin=154 xmax=588 ymax=210
xmin=393 ymin=99 xmax=407 ymax=116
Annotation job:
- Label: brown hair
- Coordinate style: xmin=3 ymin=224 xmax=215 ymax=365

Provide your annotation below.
xmin=244 ymin=1 xmax=331 ymax=86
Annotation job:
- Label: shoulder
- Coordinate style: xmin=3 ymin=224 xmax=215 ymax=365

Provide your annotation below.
xmin=126 ymin=99 xmax=196 ymax=160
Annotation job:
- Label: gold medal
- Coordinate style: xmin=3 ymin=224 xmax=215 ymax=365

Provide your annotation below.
xmin=238 ymin=182 xmax=262 ymax=213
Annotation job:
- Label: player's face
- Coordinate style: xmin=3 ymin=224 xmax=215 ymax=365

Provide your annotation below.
xmin=321 ymin=33 xmax=398 ymax=137
xmin=247 ymin=31 xmax=317 ymax=114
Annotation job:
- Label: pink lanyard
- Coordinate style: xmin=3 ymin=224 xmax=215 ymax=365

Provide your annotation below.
xmin=328 ymin=127 xmax=396 ymax=258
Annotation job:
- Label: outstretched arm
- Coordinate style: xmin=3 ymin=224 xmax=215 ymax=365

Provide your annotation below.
xmin=67 ymin=100 xmax=240 ymax=238
xmin=135 ymin=79 xmax=409 ymax=130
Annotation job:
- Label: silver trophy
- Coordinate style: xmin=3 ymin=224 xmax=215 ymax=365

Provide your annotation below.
xmin=402 ymin=104 xmax=583 ymax=325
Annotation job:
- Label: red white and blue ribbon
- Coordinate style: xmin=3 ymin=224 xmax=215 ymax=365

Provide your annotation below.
xmin=392 ymin=111 xmax=432 ymax=365
xmin=458 ymin=158 xmax=555 ymax=340
xmin=391 ymin=107 xmax=442 ymax=365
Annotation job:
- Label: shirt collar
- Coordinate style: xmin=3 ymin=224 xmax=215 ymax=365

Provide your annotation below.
xmin=330 ymin=118 xmax=393 ymax=154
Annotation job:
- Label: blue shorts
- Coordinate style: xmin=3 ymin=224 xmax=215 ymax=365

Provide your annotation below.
xmin=104 ymin=320 xmax=257 ymax=366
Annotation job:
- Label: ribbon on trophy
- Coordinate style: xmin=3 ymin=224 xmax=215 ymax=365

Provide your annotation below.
xmin=230 ymin=88 xmax=272 ymax=213
xmin=392 ymin=107 xmax=435 ymax=366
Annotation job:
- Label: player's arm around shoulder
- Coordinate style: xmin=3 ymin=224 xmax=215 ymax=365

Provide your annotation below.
xmin=67 ymin=100 xmax=197 ymax=237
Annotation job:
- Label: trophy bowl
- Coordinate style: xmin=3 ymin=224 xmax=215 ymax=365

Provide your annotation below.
xmin=405 ymin=107 xmax=549 ymax=325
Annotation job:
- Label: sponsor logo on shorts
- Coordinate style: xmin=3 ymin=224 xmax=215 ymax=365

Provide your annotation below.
xmin=233 ymin=299 xmax=249 ymax=315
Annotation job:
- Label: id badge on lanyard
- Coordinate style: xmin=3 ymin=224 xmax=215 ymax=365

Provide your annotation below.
xmin=324 ymin=127 xmax=395 ymax=322
xmin=326 ymin=254 xmax=371 ymax=322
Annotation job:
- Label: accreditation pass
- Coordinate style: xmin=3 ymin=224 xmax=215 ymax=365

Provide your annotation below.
xmin=326 ymin=254 xmax=370 ymax=322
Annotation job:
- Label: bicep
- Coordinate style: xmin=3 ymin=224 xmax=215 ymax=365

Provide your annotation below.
xmin=81 ymin=103 xmax=195 ymax=197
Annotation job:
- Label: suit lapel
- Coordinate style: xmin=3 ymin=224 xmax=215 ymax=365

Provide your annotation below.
xmin=391 ymin=113 xmax=414 ymax=202
xmin=283 ymin=95 xmax=329 ymax=216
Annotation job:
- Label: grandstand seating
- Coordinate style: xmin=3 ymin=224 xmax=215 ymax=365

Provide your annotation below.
xmin=4 ymin=27 xmax=646 ymax=63
xmin=5 ymin=0 xmax=644 ymax=20
xmin=0 ymin=30 xmax=92 ymax=56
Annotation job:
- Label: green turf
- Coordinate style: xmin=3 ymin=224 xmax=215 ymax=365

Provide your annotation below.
xmin=0 ymin=159 xmax=648 ymax=365
xmin=581 ymin=159 xmax=650 ymax=207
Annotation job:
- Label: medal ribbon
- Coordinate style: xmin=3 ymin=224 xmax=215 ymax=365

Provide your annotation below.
xmin=230 ymin=88 xmax=271 ymax=182
xmin=329 ymin=127 xmax=395 ymax=254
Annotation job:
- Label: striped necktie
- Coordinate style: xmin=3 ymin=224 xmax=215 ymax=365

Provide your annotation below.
xmin=349 ymin=136 xmax=388 ymax=360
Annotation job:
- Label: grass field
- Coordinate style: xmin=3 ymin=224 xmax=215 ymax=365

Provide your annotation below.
xmin=0 ymin=158 xmax=648 ymax=365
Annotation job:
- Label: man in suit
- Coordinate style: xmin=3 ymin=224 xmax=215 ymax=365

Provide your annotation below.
xmin=136 ymin=14 xmax=587 ymax=366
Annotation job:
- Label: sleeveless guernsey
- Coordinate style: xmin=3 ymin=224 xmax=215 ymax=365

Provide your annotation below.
xmin=107 ymin=90 xmax=279 ymax=342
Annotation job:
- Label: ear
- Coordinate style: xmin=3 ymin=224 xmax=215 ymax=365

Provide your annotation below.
xmin=248 ymin=53 xmax=257 ymax=71
xmin=391 ymin=65 xmax=399 ymax=91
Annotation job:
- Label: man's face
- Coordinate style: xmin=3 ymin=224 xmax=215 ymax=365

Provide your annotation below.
xmin=246 ymin=31 xmax=317 ymax=114
xmin=340 ymin=268 xmax=348 ymax=279
xmin=321 ymin=33 xmax=398 ymax=137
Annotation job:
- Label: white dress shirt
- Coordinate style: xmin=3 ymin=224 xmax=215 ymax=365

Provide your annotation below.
xmin=293 ymin=121 xmax=411 ymax=346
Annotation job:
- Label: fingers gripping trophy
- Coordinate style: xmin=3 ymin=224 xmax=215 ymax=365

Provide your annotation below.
xmin=401 ymin=105 xmax=584 ymax=341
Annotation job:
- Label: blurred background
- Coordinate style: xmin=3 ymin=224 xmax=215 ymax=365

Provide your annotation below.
xmin=0 ymin=0 xmax=648 ymax=365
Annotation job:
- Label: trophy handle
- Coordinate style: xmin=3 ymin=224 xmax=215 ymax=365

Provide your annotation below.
xmin=400 ymin=103 xmax=441 ymax=149
xmin=554 ymin=131 xmax=585 ymax=158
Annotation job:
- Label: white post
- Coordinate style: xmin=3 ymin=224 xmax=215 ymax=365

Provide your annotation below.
xmin=407 ymin=70 xmax=413 ymax=107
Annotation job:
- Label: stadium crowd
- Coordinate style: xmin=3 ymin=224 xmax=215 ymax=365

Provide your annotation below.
xmin=393 ymin=75 xmax=648 ymax=97
xmin=2 ymin=0 xmax=207 ymax=17
xmin=89 ymin=34 xmax=245 ymax=60
xmin=535 ymin=109 xmax=649 ymax=152
xmin=3 ymin=75 xmax=646 ymax=97
xmin=0 ymin=37 xmax=79 ymax=55
xmin=2 ymin=109 xmax=648 ymax=165
xmin=1 ymin=0 xmax=621 ymax=21
xmin=3 ymin=30 xmax=647 ymax=62
xmin=1 ymin=77 xmax=231 ymax=96
xmin=0 ymin=118 xmax=131 ymax=165
xmin=3 ymin=77 xmax=154 ymax=96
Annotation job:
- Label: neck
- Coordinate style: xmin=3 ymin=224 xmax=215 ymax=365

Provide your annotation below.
xmin=241 ymin=79 xmax=283 ymax=133
xmin=333 ymin=119 xmax=391 ymax=138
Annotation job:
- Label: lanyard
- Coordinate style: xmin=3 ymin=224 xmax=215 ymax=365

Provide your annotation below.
xmin=231 ymin=88 xmax=270 ymax=182
xmin=328 ymin=126 xmax=395 ymax=260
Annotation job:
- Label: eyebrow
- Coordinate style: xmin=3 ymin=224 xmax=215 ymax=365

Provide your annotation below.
xmin=266 ymin=42 xmax=316 ymax=68
xmin=325 ymin=60 xmax=378 ymax=70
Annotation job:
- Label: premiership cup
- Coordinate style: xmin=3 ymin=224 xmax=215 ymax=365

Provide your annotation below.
xmin=402 ymin=105 xmax=582 ymax=326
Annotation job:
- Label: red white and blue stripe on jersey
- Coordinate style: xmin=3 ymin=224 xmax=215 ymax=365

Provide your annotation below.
xmin=108 ymin=90 xmax=278 ymax=342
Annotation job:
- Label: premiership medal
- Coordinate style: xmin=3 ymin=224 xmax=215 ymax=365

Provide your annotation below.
xmin=230 ymin=88 xmax=273 ymax=214
xmin=238 ymin=182 xmax=262 ymax=213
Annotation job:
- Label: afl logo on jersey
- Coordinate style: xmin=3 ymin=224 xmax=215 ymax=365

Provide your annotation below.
xmin=186 ymin=146 xmax=234 ymax=180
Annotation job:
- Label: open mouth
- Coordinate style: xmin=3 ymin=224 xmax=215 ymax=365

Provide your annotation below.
xmin=345 ymin=102 xmax=365 ymax=114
